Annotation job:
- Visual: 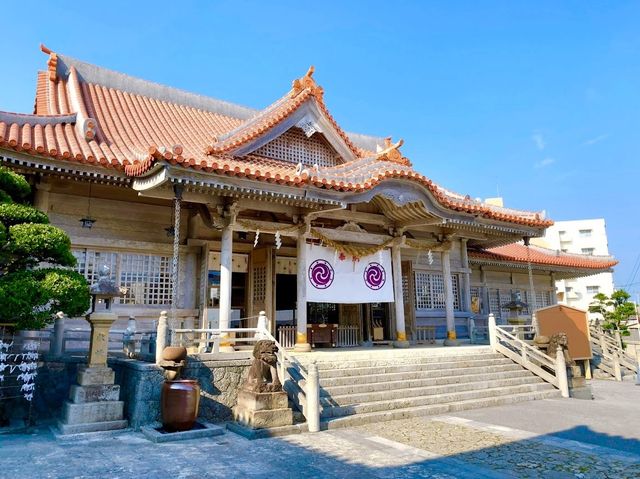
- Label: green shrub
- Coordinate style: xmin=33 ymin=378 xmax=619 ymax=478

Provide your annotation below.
xmin=0 ymin=203 xmax=49 ymax=226
xmin=0 ymin=168 xmax=88 ymax=329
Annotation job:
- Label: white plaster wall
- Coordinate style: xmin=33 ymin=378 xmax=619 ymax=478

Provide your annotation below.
xmin=538 ymin=219 xmax=615 ymax=312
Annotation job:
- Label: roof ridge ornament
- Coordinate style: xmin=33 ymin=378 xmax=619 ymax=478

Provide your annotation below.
xmin=375 ymin=137 xmax=411 ymax=166
xmin=40 ymin=43 xmax=58 ymax=81
xmin=291 ymin=66 xmax=324 ymax=99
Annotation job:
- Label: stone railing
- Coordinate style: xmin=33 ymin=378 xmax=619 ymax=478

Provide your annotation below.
xmin=277 ymin=326 xmax=296 ymax=349
xmin=589 ymin=323 xmax=638 ymax=381
xmin=172 ymin=311 xmax=321 ymax=433
xmin=489 ymin=314 xmax=569 ymax=398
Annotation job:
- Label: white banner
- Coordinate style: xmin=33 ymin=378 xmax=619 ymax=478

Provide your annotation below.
xmin=305 ymin=244 xmax=395 ymax=303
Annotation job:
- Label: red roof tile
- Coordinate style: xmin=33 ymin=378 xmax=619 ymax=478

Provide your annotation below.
xmin=0 ymin=47 xmax=553 ymax=228
xmin=469 ymin=243 xmax=618 ymax=270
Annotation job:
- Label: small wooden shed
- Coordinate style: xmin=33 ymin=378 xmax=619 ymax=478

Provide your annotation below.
xmin=535 ymin=304 xmax=592 ymax=360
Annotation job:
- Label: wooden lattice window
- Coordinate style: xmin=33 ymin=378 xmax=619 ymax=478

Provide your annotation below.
xmin=402 ymin=274 xmax=410 ymax=303
xmin=72 ymin=250 xmax=117 ymax=284
xmin=253 ymin=265 xmax=266 ymax=303
xmin=254 ymin=127 xmax=341 ymax=167
xmin=120 ymin=254 xmax=172 ymax=305
xmin=414 ymin=272 xmax=461 ymax=311
xmin=72 ymin=249 xmax=172 ymax=306
xmin=536 ymin=291 xmax=553 ymax=309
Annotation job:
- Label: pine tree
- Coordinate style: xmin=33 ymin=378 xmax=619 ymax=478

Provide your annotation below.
xmin=0 ymin=166 xmax=89 ymax=329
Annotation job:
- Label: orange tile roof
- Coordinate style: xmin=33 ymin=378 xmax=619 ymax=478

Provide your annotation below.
xmin=0 ymin=46 xmax=553 ymax=228
xmin=206 ymin=67 xmax=361 ymax=159
xmin=469 ymin=243 xmax=618 ymax=270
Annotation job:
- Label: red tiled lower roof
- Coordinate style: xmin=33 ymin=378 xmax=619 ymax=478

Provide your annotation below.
xmin=469 ymin=243 xmax=617 ymax=269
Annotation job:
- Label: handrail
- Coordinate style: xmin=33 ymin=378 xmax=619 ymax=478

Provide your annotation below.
xmin=489 ymin=314 xmax=569 ymax=397
xmin=588 ymin=324 xmax=637 ymax=379
xmin=172 ymin=311 xmax=320 ymax=432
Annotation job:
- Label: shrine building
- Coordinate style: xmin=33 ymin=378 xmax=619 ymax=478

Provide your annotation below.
xmin=0 ymin=46 xmax=617 ymax=350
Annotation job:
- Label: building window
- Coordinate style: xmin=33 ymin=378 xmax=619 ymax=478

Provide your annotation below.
xmin=561 ymin=249 xmax=568 ymax=253
xmin=535 ymin=291 xmax=554 ymax=309
xmin=414 ymin=272 xmax=460 ymax=311
xmin=581 ymin=248 xmax=595 ymax=255
xmin=558 ymin=230 xmax=566 ymax=236
xmin=487 ymin=289 xmax=530 ymax=317
xmin=72 ymin=248 xmax=173 ymax=306
xmin=579 ymin=229 xmax=592 ymax=237
xmin=586 ymin=286 xmax=600 ymax=295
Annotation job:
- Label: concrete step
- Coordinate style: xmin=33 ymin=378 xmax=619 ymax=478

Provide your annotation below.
xmin=320 ymin=368 xmax=534 ymax=397
xmin=307 ymin=352 xmax=505 ymax=370
xmin=316 ymin=357 xmax=516 ymax=379
xmin=319 ymin=362 xmax=525 ymax=388
xmin=320 ymin=375 xmax=545 ymax=407
xmin=294 ymin=346 xmax=493 ymax=362
xmin=321 ymin=388 xmax=560 ymax=430
xmin=320 ymin=382 xmax=555 ymax=418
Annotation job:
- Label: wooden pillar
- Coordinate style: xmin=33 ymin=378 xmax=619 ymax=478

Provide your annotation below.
xmin=442 ymin=250 xmax=458 ymax=346
xmin=295 ymin=234 xmax=311 ymax=352
xmin=34 ymin=181 xmax=51 ymax=213
xmin=460 ymin=239 xmax=471 ymax=312
xmin=219 ymin=225 xmax=233 ymax=350
xmin=392 ymin=244 xmax=409 ymax=348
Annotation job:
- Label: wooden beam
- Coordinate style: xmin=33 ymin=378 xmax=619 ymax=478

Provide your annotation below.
xmin=138 ymin=186 xmax=222 ymax=206
xmin=313 ymin=227 xmax=392 ymax=245
xmin=235 ymin=198 xmax=299 ymax=216
xmin=234 ymin=219 xmax=302 ymax=237
xmin=314 ymin=209 xmax=393 ymax=227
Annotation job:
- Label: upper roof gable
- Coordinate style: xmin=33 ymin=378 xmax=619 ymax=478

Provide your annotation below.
xmin=205 ymin=67 xmax=365 ymax=163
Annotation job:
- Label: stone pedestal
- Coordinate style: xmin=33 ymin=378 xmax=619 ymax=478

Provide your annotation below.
xmin=567 ymin=364 xmax=592 ymax=400
xmin=57 ymin=311 xmax=128 ymax=435
xmin=233 ymin=389 xmax=293 ymax=429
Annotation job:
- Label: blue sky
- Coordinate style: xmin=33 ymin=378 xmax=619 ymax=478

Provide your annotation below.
xmin=2 ymin=1 xmax=639 ymax=295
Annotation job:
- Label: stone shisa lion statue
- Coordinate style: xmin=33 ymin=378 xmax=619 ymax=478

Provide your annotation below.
xmin=244 ymin=340 xmax=282 ymax=393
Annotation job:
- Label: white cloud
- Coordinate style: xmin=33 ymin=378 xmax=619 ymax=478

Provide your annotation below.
xmin=532 ymin=133 xmax=545 ymax=150
xmin=583 ymin=134 xmax=609 ymax=146
xmin=534 ymin=157 xmax=555 ymax=169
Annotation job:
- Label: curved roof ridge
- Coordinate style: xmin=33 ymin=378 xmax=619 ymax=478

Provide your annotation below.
xmin=55 ymin=54 xmax=258 ymax=121
xmin=0 ymin=110 xmax=76 ymax=126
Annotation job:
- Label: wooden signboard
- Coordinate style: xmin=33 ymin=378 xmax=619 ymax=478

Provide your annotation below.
xmin=536 ymin=304 xmax=592 ymax=360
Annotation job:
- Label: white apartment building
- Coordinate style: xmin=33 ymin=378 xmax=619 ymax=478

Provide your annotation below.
xmin=533 ymin=219 xmax=615 ymax=313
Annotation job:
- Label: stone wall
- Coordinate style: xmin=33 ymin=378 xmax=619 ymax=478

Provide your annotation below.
xmin=109 ymin=357 xmax=251 ymax=429
xmin=3 ymin=357 xmax=84 ymax=425
xmin=5 ymin=356 xmax=251 ymax=430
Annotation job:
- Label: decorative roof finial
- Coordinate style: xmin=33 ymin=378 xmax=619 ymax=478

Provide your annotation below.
xmin=39 ymin=43 xmax=58 ymax=81
xmin=291 ymin=65 xmax=323 ymax=99
xmin=376 ymin=137 xmax=411 ymax=166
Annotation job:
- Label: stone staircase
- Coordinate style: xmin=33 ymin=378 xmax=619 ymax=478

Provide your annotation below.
xmin=298 ymin=348 xmax=559 ymax=429
xmin=589 ymin=325 xmax=637 ymax=381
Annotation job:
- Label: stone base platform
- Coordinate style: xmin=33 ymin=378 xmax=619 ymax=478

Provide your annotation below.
xmin=57 ymin=364 xmax=128 ymax=436
xmin=141 ymin=422 xmax=224 ymax=443
xmin=56 ymin=419 xmax=129 ymax=435
xmin=232 ymin=389 xmax=293 ymax=429
xmin=226 ymin=421 xmax=308 ymax=440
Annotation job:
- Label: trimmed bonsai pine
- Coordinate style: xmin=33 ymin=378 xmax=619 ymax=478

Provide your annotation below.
xmin=0 ymin=167 xmax=89 ymax=329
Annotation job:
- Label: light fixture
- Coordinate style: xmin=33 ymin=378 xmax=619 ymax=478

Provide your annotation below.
xmin=80 ymin=182 xmax=96 ymax=228
xmin=80 ymin=217 xmax=96 ymax=228
xmin=165 ymin=226 xmax=176 ymax=237
xmin=238 ymin=231 xmax=248 ymax=241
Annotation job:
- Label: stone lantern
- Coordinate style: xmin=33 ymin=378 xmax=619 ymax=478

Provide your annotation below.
xmin=57 ymin=265 xmax=127 ymax=435
xmin=85 ymin=265 xmax=121 ymax=370
xmin=503 ymin=291 xmax=529 ymax=339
